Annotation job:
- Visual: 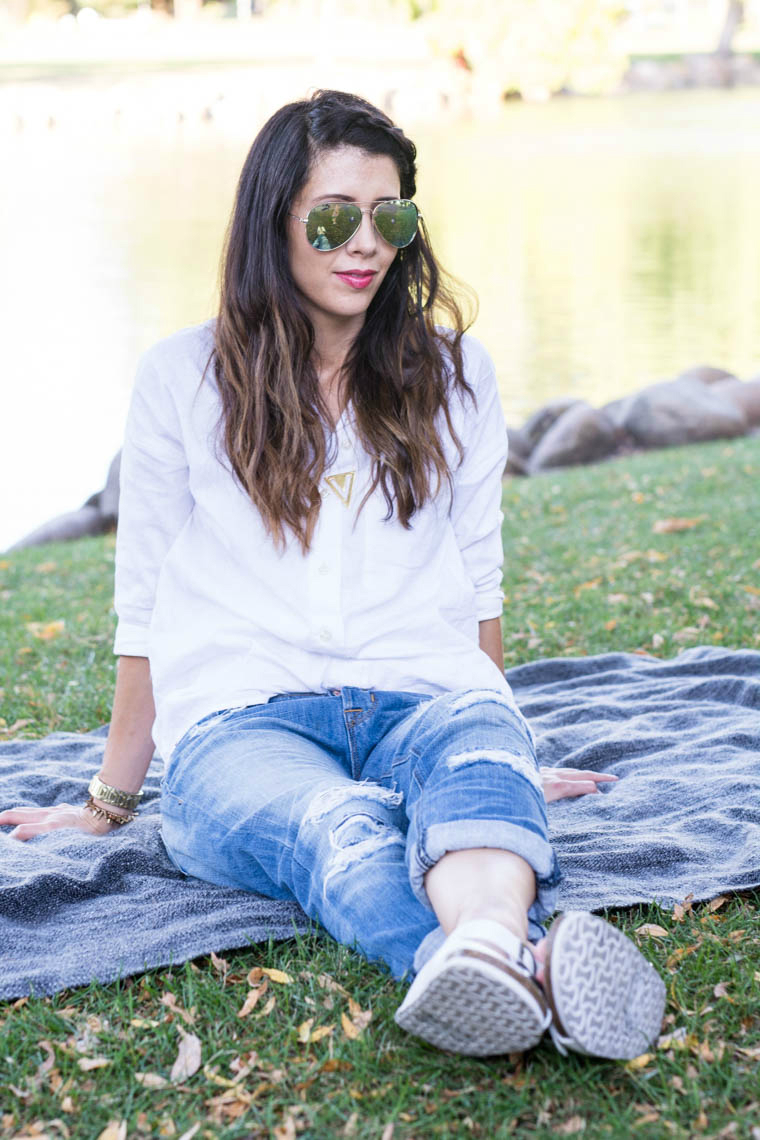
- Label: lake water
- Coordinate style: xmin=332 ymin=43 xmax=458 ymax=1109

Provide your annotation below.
xmin=2 ymin=85 xmax=760 ymax=550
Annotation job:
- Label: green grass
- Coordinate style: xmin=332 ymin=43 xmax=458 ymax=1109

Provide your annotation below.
xmin=1 ymin=436 xmax=759 ymax=1139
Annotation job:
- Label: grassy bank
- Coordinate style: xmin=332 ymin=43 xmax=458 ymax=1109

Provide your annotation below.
xmin=1 ymin=436 xmax=759 ymax=1139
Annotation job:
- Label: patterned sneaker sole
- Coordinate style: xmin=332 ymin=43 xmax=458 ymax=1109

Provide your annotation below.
xmin=395 ymin=961 xmax=548 ymax=1057
xmin=547 ymin=912 xmax=666 ymax=1060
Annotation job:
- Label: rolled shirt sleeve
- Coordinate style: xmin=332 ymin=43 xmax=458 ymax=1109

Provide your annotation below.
xmin=113 ymin=348 xmax=194 ymax=657
xmin=450 ymin=342 xmax=508 ymax=622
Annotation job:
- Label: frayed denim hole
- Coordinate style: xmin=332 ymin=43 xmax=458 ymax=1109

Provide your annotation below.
xmin=321 ymin=814 xmax=406 ymax=895
xmin=443 ymin=749 xmax=543 ymax=793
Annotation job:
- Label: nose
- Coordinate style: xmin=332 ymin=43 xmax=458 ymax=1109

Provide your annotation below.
xmin=345 ymin=209 xmax=378 ymax=255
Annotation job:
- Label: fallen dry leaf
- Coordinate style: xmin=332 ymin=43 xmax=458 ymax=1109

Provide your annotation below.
xmin=625 ymin=1053 xmax=653 ymax=1070
xmin=652 ymin=517 xmax=705 ymax=534
xmin=708 ymin=895 xmax=728 ymax=912
xmin=177 ymin=1126 xmax=201 ymax=1140
xmin=554 ymin=1117 xmax=586 ymax=1135
xmin=635 ymin=923 xmax=669 ymax=939
xmin=310 ymin=1025 xmax=334 ymax=1044
xmin=25 ymin=620 xmax=65 ymax=641
xmin=273 ymin=1114 xmax=297 ymax=1140
xmin=257 ymin=994 xmax=277 ymax=1018
xmin=713 ymin=982 xmax=733 ymax=1001
xmin=260 ymin=967 xmax=293 ymax=985
xmin=135 ymin=1072 xmax=169 ymax=1089
xmin=574 ymin=578 xmax=602 ymax=597
xmin=341 ymin=1011 xmax=361 ymax=1040
xmin=297 ymin=1019 xmax=314 ymax=1044
xmin=160 ymin=993 xmax=196 ymax=1025
xmin=209 ymin=951 xmax=228 ymax=979
xmin=237 ymin=982 xmax=268 ymax=1019
xmin=97 ymin=1123 xmax=126 ymax=1140
xmin=672 ymin=895 xmax=694 ymax=922
xmin=77 ymin=1057 xmax=110 ymax=1071
xmin=380 ymin=1126 xmax=394 ymax=1140
xmin=170 ymin=1032 xmax=201 ymax=1083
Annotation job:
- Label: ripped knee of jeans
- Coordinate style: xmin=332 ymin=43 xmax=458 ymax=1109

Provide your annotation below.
xmin=444 ymin=748 xmax=542 ymax=793
xmin=302 ymin=782 xmax=406 ymax=895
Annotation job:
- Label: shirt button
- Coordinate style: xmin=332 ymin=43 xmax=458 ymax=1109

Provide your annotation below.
xmin=318 ymin=628 xmax=332 ymax=643
xmin=318 ymin=563 xmax=330 ymax=576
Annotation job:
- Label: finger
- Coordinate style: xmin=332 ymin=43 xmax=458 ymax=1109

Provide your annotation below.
xmin=0 ymin=803 xmax=78 ymax=824
xmin=545 ymin=768 xmax=618 ymax=783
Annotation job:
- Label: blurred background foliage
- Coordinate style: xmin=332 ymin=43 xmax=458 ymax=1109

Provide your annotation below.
xmin=5 ymin=2 xmax=756 ymax=103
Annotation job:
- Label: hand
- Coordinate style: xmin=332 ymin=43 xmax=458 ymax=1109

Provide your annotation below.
xmin=540 ymin=767 xmax=619 ymax=803
xmin=0 ymin=802 xmax=119 ymax=841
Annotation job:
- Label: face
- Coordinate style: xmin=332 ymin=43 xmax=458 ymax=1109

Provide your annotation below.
xmin=287 ymin=146 xmax=402 ymax=337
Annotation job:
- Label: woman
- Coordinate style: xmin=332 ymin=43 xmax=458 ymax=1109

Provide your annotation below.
xmin=1 ymin=90 xmax=664 ymax=1060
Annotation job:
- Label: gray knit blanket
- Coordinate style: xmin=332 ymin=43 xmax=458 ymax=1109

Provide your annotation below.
xmin=2 ymin=646 xmax=758 ymax=999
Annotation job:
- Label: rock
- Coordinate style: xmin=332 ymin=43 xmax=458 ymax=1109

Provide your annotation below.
xmin=8 ymin=505 xmax=111 ymax=551
xmin=529 ymin=401 xmax=618 ymax=471
xmin=97 ymin=450 xmax=122 ymax=521
xmin=622 ymin=378 xmax=747 ymax=448
xmin=676 ymin=364 xmax=737 ymax=386
xmin=506 ymin=424 xmax=530 ymax=460
xmin=601 ymin=394 xmax=636 ymax=430
xmin=520 ymin=397 xmax=581 ymax=452
xmin=713 ymin=376 xmax=760 ymax=427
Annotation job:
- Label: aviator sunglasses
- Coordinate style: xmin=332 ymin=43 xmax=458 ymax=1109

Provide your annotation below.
xmin=289 ymin=199 xmax=420 ymax=252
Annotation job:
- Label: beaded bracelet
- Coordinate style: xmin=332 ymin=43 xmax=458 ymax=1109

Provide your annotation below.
xmin=84 ymin=796 xmax=136 ymax=827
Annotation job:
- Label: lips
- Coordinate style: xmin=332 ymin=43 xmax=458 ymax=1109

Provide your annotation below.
xmin=334 ymin=271 xmax=377 ymax=290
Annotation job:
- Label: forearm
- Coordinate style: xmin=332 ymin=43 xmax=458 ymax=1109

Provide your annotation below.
xmin=95 ymin=655 xmax=156 ymax=804
xmin=478 ymin=616 xmax=504 ymax=673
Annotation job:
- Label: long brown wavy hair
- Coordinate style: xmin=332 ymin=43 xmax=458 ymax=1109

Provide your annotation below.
xmin=214 ymin=89 xmax=475 ymax=551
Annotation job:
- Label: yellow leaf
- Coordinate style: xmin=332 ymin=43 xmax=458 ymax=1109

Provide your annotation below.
xmin=652 ymin=517 xmax=705 ymax=534
xmin=257 ymin=994 xmax=277 ymax=1018
xmin=170 ymin=1032 xmax=201 ymax=1083
xmin=202 ymin=1064 xmax=238 ymax=1088
xmin=624 ymin=1053 xmax=653 ymax=1070
xmin=297 ymin=1019 xmax=314 ymax=1043
xmin=209 ymin=951 xmax=228 ymax=978
xmin=574 ymin=577 xmax=602 ymax=598
xmin=635 ymin=923 xmax=669 ymax=939
xmin=0 ymin=559 xmax=9 ymax=569
xmin=708 ymin=895 xmax=728 ymax=912
xmin=130 ymin=1018 xmax=159 ymax=1029
xmin=604 ymin=619 xmax=617 ymax=631
xmin=246 ymin=967 xmax=264 ymax=986
xmin=25 ymin=620 xmax=65 ymax=641
xmin=78 ymin=1057 xmax=110 ymax=1071
xmin=260 ymin=967 xmax=293 ymax=985
xmin=309 ymin=1025 xmax=335 ymax=1043
xmin=35 ymin=562 xmax=57 ymax=573
xmin=341 ymin=1011 xmax=360 ymax=1040
xmin=744 ymin=585 xmax=760 ymax=596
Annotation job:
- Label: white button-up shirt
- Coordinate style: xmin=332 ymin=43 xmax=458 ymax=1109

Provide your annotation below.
xmin=114 ymin=321 xmax=515 ymax=760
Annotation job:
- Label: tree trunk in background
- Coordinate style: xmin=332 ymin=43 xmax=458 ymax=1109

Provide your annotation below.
xmin=717 ymin=0 xmax=744 ymax=54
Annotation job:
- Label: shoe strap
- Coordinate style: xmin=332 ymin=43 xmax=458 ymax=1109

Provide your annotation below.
xmin=443 ymin=919 xmax=539 ymax=981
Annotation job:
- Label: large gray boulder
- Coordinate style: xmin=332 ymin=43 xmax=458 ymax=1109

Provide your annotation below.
xmin=622 ymin=378 xmax=748 ymax=448
xmin=676 ymin=364 xmax=737 ymax=386
xmin=8 ymin=505 xmax=110 ymax=551
xmin=7 ymin=450 xmax=121 ymax=552
xmin=529 ymin=401 xmax=618 ymax=471
xmin=504 ymin=424 xmax=530 ymax=475
xmin=713 ymin=376 xmax=760 ymax=427
xmin=520 ymin=397 xmax=581 ymax=452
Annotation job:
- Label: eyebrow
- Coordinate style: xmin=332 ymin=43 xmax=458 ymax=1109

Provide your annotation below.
xmin=311 ymin=193 xmax=400 ymax=204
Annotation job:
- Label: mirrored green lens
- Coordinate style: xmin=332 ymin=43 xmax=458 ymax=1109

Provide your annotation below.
xmin=372 ymin=200 xmax=419 ymax=248
xmin=305 ymin=203 xmax=362 ymax=250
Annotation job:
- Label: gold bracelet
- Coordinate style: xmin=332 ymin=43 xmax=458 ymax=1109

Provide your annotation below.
xmin=88 ymin=774 xmax=143 ymax=811
xmin=84 ymin=797 xmax=136 ymax=827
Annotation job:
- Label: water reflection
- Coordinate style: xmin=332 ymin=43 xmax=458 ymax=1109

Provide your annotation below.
xmin=2 ymin=89 xmax=759 ymax=549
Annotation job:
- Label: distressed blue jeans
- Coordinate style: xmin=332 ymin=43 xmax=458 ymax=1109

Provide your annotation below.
xmin=160 ymin=687 xmax=562 ymax=980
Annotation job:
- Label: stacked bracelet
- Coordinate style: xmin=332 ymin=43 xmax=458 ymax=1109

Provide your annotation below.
xmin=84 ymin=797 xmax=136 ymax=827
xmin=88 ymin=774 xmax=143 ymax=812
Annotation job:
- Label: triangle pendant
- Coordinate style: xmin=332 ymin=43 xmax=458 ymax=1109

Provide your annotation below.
xmin=325 ymin=470 xmax=355 ymax=508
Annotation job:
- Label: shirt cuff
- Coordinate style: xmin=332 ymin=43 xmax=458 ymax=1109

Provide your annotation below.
xmin=113 ymin=619 xmax=150 ymax=657
xmin=475 ymin=592 xmax=505 ymax=622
